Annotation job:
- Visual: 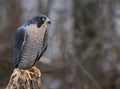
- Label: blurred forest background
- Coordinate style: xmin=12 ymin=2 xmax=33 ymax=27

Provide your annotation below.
xmin=0 ymin=0 xmax=120 ymax=89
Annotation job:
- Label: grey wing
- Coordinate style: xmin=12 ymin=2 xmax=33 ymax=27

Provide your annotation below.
xmin=13 ymin=27 xmax=26 ymax=68
xmin=36 ymin=29 xmax=48 ymax=61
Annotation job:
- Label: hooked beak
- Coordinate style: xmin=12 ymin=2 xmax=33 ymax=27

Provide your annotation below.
xmin=44 ymin=18 xmax=51 ymax=24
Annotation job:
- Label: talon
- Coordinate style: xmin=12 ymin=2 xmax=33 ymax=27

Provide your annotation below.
xmin=20 ymin=69 xmax=35 ymax=80
xmin=30 ymin=66 xmax=41 ymax=76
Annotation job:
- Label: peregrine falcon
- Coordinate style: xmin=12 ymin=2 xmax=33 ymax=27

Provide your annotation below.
xmin=13 ymin=14 xmax=51 ymax=77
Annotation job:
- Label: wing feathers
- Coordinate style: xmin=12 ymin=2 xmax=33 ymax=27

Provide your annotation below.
xmin=36 ymin=29 xmax=48 ymax=61
xmin=13 ymin=27 xmax=26 ymax=67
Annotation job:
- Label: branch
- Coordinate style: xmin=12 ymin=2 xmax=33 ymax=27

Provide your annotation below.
xmin=78 ymin=61 xmax=103 ymax=89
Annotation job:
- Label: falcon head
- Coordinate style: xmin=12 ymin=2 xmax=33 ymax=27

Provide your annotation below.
xmin=27 ymin=14 xmax=51 ymax=28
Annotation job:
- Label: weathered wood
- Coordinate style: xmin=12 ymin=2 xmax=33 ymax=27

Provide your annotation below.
xmin=6 ymin=67 xmax=41 ymax=89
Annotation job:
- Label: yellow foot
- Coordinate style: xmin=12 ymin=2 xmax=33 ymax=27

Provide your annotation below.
xmin=29 ymin=66 xmax=41 ymax=76
xmin=20 ymin=69 xmax=35 ymax=80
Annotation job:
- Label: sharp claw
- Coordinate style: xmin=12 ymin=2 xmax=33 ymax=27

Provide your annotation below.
xmin=29 ymin=66 xmax=41 ymax=76
xmin=20 ymin=66 xmax=41 ymax=80
xmin=20 ymin=69 xmax=35 ymax=80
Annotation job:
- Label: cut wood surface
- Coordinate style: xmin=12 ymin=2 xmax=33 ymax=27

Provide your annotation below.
xmin=6 ymin=67 xmax=41 ymax=89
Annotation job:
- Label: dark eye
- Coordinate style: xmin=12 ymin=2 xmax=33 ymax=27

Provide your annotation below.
xmin=39 ymin=17 xmax=43 ymax=20
xmin=39 ymin=17 xmax=45 ymax=21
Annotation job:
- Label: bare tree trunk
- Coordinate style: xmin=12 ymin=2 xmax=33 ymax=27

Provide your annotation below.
xmin=6 ymin=68 xmax=41 ymax=89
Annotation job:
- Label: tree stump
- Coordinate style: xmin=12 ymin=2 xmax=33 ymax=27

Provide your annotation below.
xmin=6 ymin=67 xmax=41 ymax=89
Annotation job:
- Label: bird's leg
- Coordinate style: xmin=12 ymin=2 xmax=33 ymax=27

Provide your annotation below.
xmin=29 ymin=66 xmax=41 ymax=76
xmin=20 ymin=69 xmax=34 ymax=80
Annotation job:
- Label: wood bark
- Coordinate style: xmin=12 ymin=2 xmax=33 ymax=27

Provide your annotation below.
xmin=6 ymin=67 xmax=41 ymax=89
